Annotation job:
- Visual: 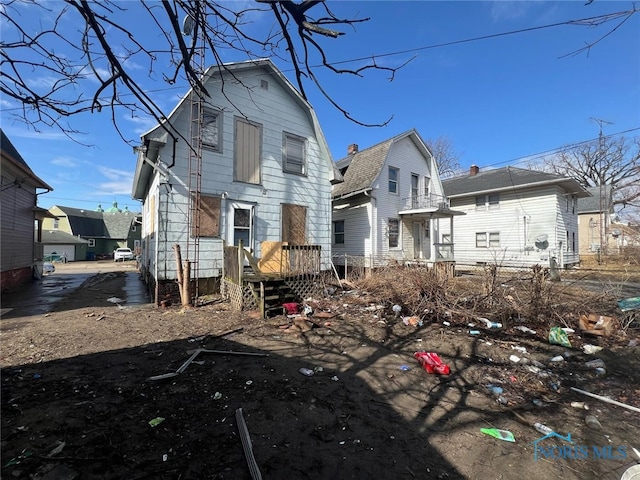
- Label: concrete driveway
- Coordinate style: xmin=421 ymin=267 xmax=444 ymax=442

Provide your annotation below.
xmin=0 ymin=260 xmax=149 ymax=319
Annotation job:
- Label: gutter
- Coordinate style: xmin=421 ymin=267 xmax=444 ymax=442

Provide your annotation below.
xmin=333 ymin=187 xmax=372 ymax=201
xmin=446 ymin=178 xmax=590 ymax=199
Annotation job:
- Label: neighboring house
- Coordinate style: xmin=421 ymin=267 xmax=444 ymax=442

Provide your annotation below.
xmin=132 ymin=59 xmax=341 ymax=303
xmin=610 ymin=222 xmax=640 ymax=251
xmin=441 ymin=166 xmax=590 ymax=268
xmin=331 ymin=129 xmax=462 ymax=271
xmin=1 ymin=129 xmax=53 ymax=291
xmin=41 ymin=230 xmax=89 ymax=263
xmin=577 ymin=185 xmax=613 ymax=257
xmin=42 ymin=202 xmax=141 ymax=260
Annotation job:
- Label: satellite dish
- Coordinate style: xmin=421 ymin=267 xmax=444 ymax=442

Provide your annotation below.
xmin=182 ymin=15 xmax=194 ymax=36
xmin=534 ymin=234 xmax=549 ymax=250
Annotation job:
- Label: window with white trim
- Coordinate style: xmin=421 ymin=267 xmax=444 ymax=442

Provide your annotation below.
xmin=283 ymin=133 xmax=306 ymax=175
xmin=202 ymin=109 xmax=221 ymax=152
xmin=476 ymin=232 xmax=500 ymax=248
xmin=88 ymin=239 xmax=95 ymax=247
xmin=476 ymin=194 xmax=500 ymax=210
xmin=388 ymin=218 xmax=400 ymax=248
xmin=388 ymin=167 xmax=398 ymax=194
xmin=53 ymin=219 xmax=59 ymax=229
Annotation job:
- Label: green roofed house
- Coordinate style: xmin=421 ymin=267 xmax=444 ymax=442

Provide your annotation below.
xmin=42 ymin=202 xmax=141 ymax=260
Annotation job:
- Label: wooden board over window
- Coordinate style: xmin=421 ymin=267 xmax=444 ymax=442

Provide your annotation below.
xmin=192 ymin=194 xmax=221 ymax=237
xmin=282 ymin=203 xmax=306 ymax=245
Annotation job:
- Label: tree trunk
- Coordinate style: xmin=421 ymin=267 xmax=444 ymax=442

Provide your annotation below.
xmin=183 ymin=260 xmax=192 ymax=307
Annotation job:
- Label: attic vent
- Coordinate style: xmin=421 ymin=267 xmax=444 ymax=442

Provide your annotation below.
xmin=261 ymin=79 xmax=268 ymax=90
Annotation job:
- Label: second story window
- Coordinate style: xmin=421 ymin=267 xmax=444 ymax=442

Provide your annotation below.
xmin=476 ymin=194 xmax=500 ymax=210
xmin=53 ymin=218 xmax=59 ymax=229
xmin=388 ymin=167 xmax=398 ymax=194
xmin=283 ymin=133 xmax=306 ymax=175
xmin=202 ymin=109 xmax=221 ymax=152
xmin=234 ymin=117 xmax=262 ymax=185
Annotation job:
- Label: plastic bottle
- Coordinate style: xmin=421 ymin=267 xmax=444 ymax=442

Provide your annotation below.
xmin=534 ymin=422 xmax=554 ymax=436
xmin=479 ymin=318 xmax=502 ymax=329
xmin=299 ymin=368 xmax=314 ymax=376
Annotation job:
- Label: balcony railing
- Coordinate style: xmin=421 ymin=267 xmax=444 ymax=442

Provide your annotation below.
xmin=401 ymin=193 xmax=449 ymax=211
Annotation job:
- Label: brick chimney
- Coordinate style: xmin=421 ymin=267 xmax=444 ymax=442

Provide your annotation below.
xmin=469 ymin=165 xmax=479 ymax=176
xmin=347 ymin=144 xmax=359 ymax=155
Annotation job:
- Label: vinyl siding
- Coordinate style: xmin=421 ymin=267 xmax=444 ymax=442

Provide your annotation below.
xmin=332 ymin=201 xmax=373 ymax=260
xmin=372 ymin=137 xmax=435 ymax=261
xmin=444 ymin=185 xmax=580 ymax=266
xmin=142 ymin=65 xmax=333 ymax=280
xmin=1 ymin=165 xmax=36 ymax=274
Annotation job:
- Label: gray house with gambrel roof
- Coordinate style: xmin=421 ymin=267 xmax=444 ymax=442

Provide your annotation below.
xmin=332 ymin=129 xmax=462 ymax=270
xmin=442 ymin=166 xmax=590 ymax=268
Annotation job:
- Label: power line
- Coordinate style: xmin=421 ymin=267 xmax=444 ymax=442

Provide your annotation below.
xmin=1 ymin=7 xmax=637 ymax=114
xmin=481 ymin=126 xmax=640 ymax=170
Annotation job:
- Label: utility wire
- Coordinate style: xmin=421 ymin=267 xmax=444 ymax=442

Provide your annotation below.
xmin=481 ymin=127 xmax=640 ymax=170
xmin=1 ymin=8 xmax=637 ymax=113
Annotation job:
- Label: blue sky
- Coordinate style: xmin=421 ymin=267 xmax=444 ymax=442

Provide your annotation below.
xmin=1 ymin=1 xmax=638 ymax=212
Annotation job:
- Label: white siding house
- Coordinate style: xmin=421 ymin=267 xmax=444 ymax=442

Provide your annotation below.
xmin=332 ymin=130 xmax=462 ymax=270
xmin=132 ymin=59 xmax=340 ymax=303
xmin=441 ymin=166 xmax=590 ymax=268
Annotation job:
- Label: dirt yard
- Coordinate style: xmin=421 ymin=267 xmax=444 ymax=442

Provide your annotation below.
xmin=1 ymin=268 xmax=639 ymax=480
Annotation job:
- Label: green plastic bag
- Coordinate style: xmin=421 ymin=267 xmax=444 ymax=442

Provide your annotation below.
xmin=481 ymin=428 xmax=515 ymax=442
xmin=548 ymin=327 xmax=571 ymax=347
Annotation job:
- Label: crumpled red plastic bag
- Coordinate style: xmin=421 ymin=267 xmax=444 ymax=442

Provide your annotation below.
xmin=283 ymin=302 xmax=300 ymax=315
xmin=414 ymin=351 xmax=450 ymax=375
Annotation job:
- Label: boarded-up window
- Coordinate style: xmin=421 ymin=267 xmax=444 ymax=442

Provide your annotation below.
xmin=282 ymin=203 xmax=306 ymax=244
xmin=234 ymin=117 xmax=261 ymax=184
xmin=192 ymin=194 xmax=221 ymax=237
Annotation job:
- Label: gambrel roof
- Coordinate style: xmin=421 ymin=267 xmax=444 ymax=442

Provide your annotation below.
xmin=442 ymin=166 xmax=591 ymax=198
xmin=332 ymin=129 xmax=433 ymax=199
xmin=132 ymin=58 xmax=341 ymax=199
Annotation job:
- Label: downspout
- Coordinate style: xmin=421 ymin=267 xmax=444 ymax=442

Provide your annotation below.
xmin=154 ymin=189 xmax=161 ymax=304
xmin=168 ymin=136 xmax=177 ymax=170
xmin=364 ymin=191 xmax=376 ymax=269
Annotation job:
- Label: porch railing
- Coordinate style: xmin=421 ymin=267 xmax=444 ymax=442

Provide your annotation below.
xmin=401 ymin=193 xmax=449 ymax=210
xmin=434 ymin=242 xmax=454 ymax=260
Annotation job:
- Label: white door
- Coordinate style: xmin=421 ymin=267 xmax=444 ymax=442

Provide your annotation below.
xmin=413 ymin=222 xmax=422 ymax=260
xmin=226 ymin=201 xmax=254 ymax=252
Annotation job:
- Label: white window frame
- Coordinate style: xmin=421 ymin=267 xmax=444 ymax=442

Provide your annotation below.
xmin=388 ymin=218 xmax=400 ymax=249
xmin=202 ymin=108 xmax=222 ymax=152
xmin=53 ymin=218 xmax=59 ymax=229
xmin=489 ymin=232 xmax=500 ymax=247
xmin=476 ymin=232 xmax=500 ymax=248
xmin=333 ymin=220 xmax=345 ymax=245
xmin=88 ymin=239 xmax=95 ymax=247
xmin=283 ymin=133 xmax=306 ymax=175
xmin=388 ymin=166 xmax=399 ymax=195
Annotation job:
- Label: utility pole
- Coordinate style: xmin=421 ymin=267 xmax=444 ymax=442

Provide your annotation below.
xmin=590 ymin=117 xmax=613 ymax=263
